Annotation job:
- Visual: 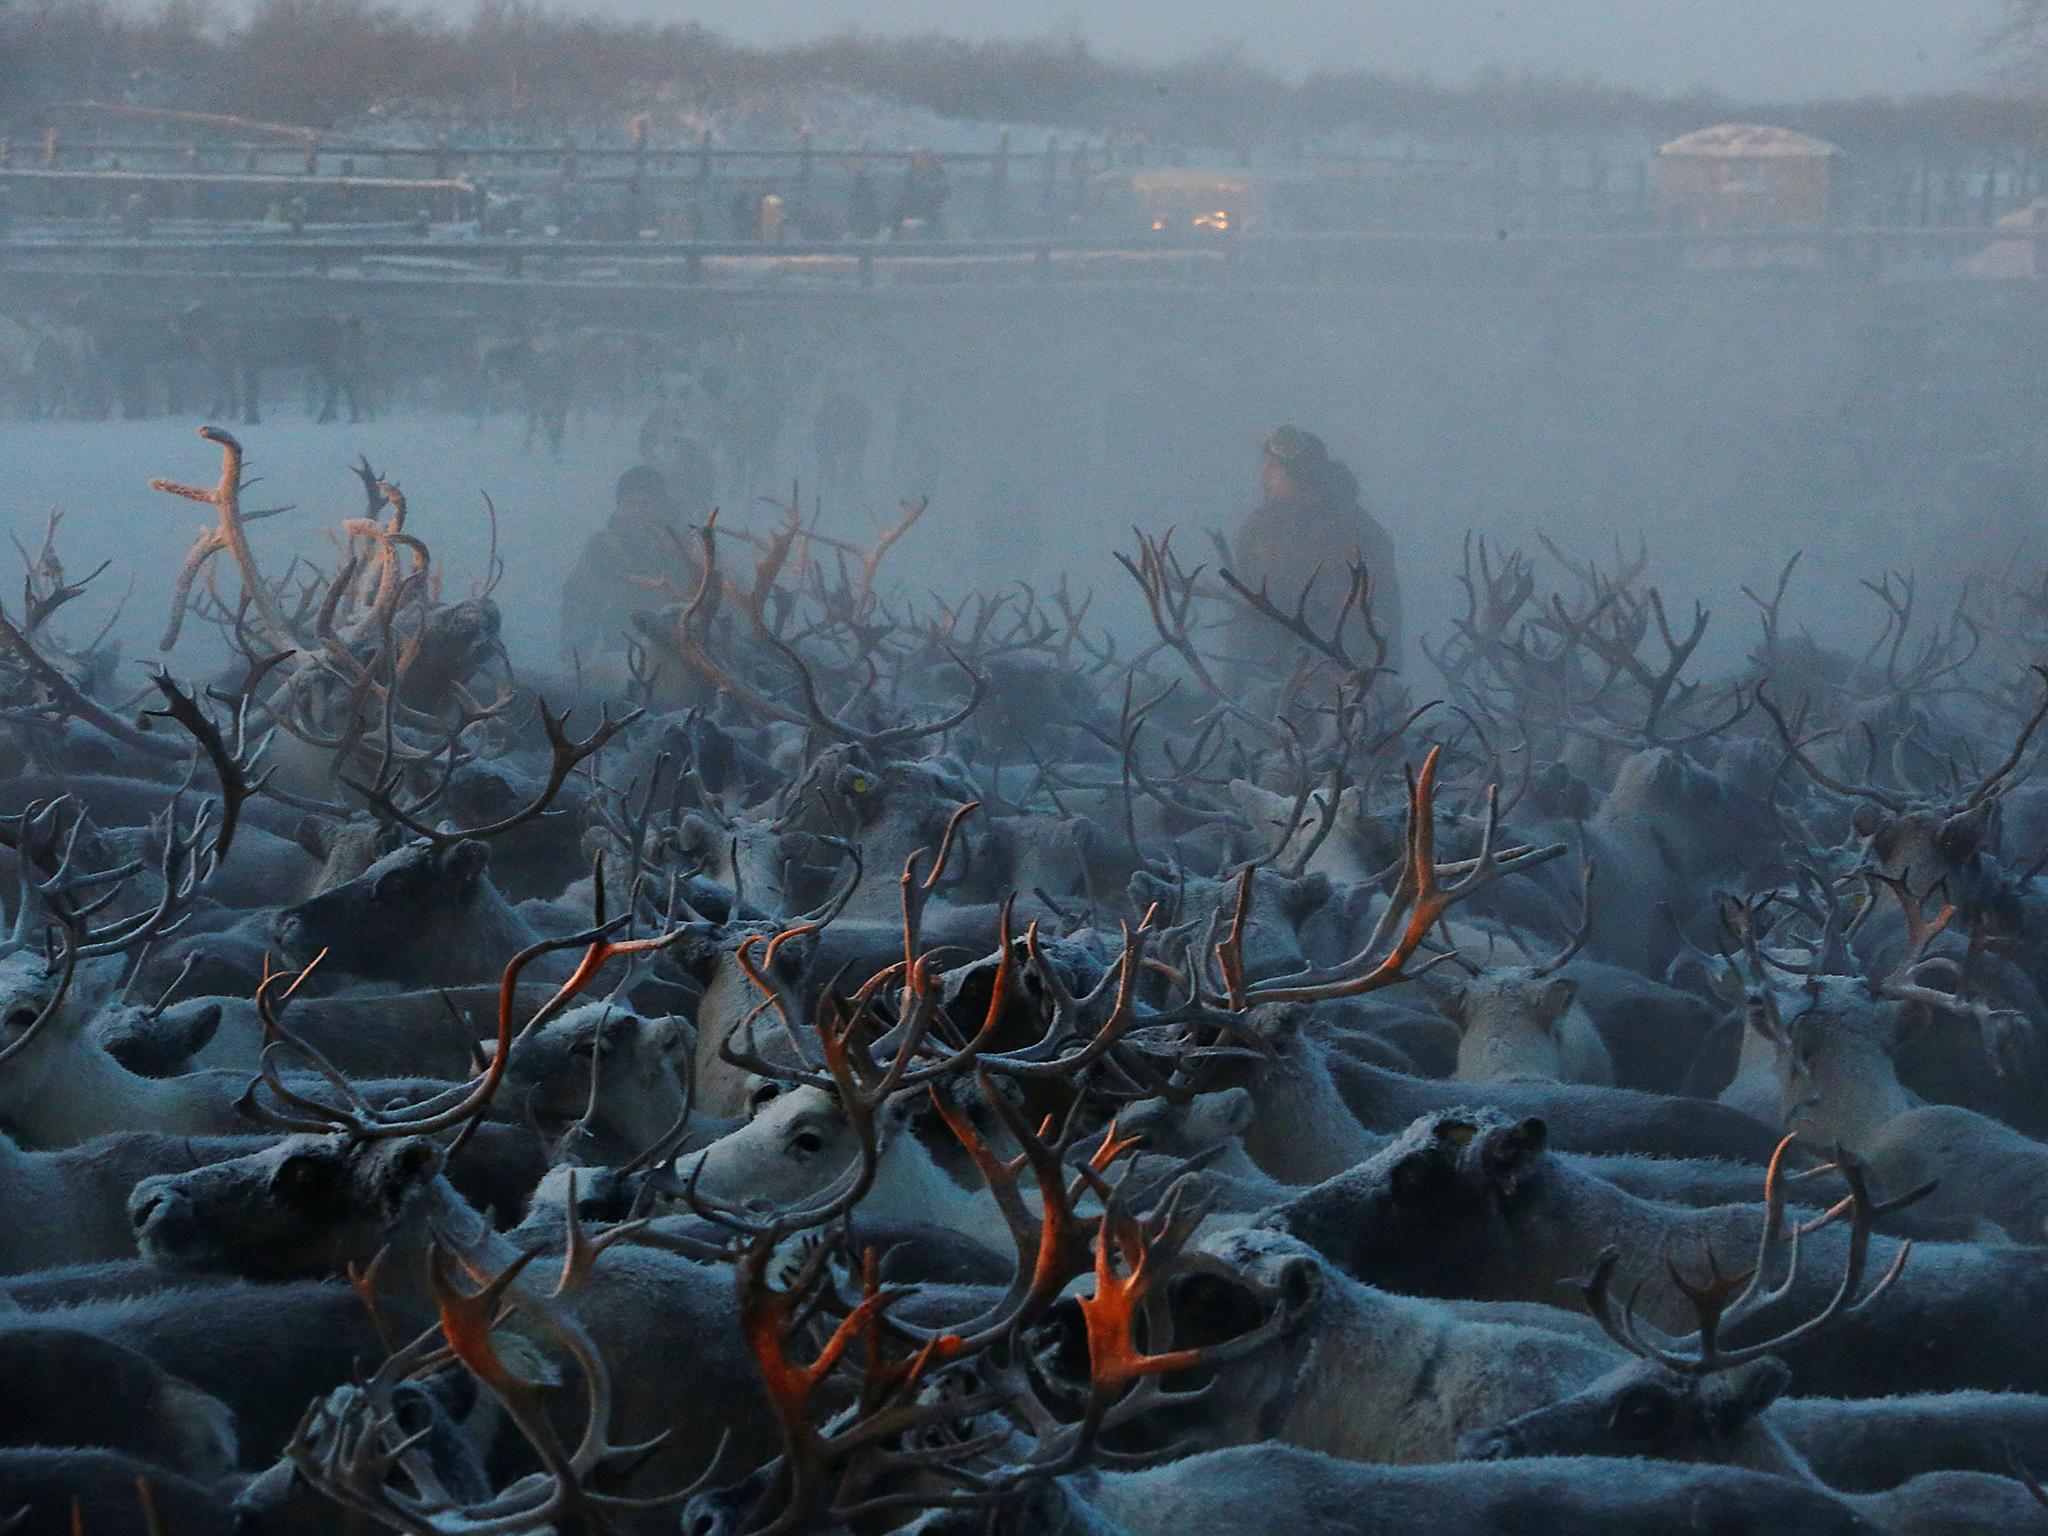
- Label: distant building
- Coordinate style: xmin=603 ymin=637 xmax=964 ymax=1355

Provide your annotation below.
xmin=1111 ymin=168 xmax=1275 ymax=235
xmin=1655 ymin=124 xmax=1841 ymax=232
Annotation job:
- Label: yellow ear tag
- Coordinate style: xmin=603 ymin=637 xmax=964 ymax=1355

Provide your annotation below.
xmin=1437 ymin=1120 xmax=1478 ymax=1149
xmin=851 ymin=776 xmax=870 ymax=793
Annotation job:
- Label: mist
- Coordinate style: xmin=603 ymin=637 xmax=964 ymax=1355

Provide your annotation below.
xmin=9 ymin=5 xmax=2048 ymax=1534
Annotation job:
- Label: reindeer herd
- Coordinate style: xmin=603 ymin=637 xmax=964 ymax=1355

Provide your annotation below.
xmin=6 ymin=425 xmax=2048 ymax=1533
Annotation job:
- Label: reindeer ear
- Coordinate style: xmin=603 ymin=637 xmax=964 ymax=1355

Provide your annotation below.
xmin=1533 ymin=978 xmax=1577 ymax=1027
xmin=1126 ymin=870 xmax=1173 ymax=913
xmin=667 ymin=924 xmax=724 ymax=982
xmin=372 ymin=860 xmax=417 ymax=904
xmin=170 ymin=1001 xmax=224 ymax=1057
xmin=1703 ymin=1357 xmax=1791 ymax=1430
xmin=391 ymin=1138 xmax=440 ymax=1179
xmin=1284 ymin=872 xmax=1333 ymax=920
xmin=1478 ymin=1116 xmax=1548 ymax=1192
xmin=1440 ymin=984 xmax=1470 ymax=1026
xmin=1743 ymin=992 xmax=1788 ymax=1046
xmin=675 ymin=813 xmax=717 ymax=856
xmin=492 ymin=1334 xmax=565 ymax=1390
xmin=379 ymin=1137 xmax=442 ymax=1212
xmin=295 ymin=815 xmax=334 ymax=860
xmin=1204 ymin=1086 xmax=1257 ymax=1137
xmin=1388 ymin=1149 xmax=1455 ymax=1205
xmin=1938 ymin=803 xmax=1994 ymax=863
xmin=1850 ymin=802 xmax=1886 ymax=840
xmin=1274 ymin=1254 xmax=1324 ymax=1321
xmin=443 ymin=839 xmax=491 ymax=886
xmin=1161 ymin=1088 xmax=1258 ymax=1141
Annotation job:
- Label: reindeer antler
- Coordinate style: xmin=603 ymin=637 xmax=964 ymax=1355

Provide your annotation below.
xmin=1207 ymin=747 xmax=1564 ymax=1008
xmin=151 ymin=426 xmax=297 ymax=653
xmin=1574 ymin=1134 xmax=1931 ymax=1376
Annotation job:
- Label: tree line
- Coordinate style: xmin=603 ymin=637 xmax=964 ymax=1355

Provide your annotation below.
xmin=0 ymin=0 xmax=2044 ymax=155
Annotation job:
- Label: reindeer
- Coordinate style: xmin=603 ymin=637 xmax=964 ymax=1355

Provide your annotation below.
xmin=0 ymin=1129 xmax=275 ymax=1272
xmin=0 ymin=1326 xmax=238 ymax=1479
xmin=14 ymin=418 xmax=2048 ymax=1536
xmin=0 ymin=1448 xmax=238 ymax=1536
xmin=1264 ymin=1109 xmax=2048 ymax=1398
xmin=1438 ymin=856 xmax=1614 ymax=1086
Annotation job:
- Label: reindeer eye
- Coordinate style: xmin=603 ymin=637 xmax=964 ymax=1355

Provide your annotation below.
xmin=1611 ymin=1389 xmax=1668 ymax=1434
xmin=4 ymin=1007 xmax=39 ymax=1032
xmin=273 ymin=1154 xmax=337 ymax=1207
xmin=789 ymin=1128 xmax=825 ymax=1157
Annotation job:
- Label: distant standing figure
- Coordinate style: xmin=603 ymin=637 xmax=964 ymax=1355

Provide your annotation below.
xmin=848 ymin=168 xmax=882 ymax=240
xmin=559 ymin=466 xmax=698 ymax=660
xmin=899 ymin=151 xmax=948 ymax=238
xmin=1226 ymin=425 xmax=1403 ymax=675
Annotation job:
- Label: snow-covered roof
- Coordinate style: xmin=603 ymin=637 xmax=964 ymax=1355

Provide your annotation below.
xmin=1658 ymin=124 xmax=1841 ymax=160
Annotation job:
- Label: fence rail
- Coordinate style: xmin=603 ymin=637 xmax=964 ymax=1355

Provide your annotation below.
xmin=11 ymin=124 xmax=2048 ymax=240
xmin=0 ymin=127 xmax=1601 ymax=240
xmin=1 ymin=224 xmax=2041 ymax=295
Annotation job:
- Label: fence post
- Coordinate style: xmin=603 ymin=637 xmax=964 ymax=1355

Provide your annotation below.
xmin=695 ymin=128 xmax=713 ymax=239
xmin=990 ymin=128 xmax=1010 ymax=236
xmin=42 ymin=129 xmax=57 ymax=168
xmin=1041 ymin=136 xmax=1059 ymax=217
xmin=629 ymin=116 xmax=648 ymax=235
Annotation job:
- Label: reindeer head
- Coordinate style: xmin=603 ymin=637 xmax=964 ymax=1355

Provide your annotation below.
xmin=1444 ymin=971 xmax=1582 ymax=1081
xmin=1259 ymin=1109 xmax=1551 ymax=1294
xmin=1464 ymin=1139 xmax=1922 ymax=1472
xmin=130 ymin=1132 xmax=450 ymax=1280
xmin=275 ymin=837 xmax=496 ymax=979
xmin=678 ymin=1082 xmax=924 ymax=1217
xmin=1759 ymin=669 xmax=2048 ymax=917
xmin=0 ymin=936 xmax=84 ymax=1105
xmin=1458 ymin=1352 xmax=1792 ymax=1467
xmin=499 ymin=1002 xmax=690 ymax=1155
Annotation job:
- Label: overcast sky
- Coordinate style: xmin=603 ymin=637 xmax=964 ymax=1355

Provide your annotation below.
xmin=581 ymin=0 xmax=2002 ymax=100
